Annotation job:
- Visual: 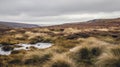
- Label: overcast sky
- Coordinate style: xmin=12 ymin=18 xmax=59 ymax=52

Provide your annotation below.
xmin=0 ymin=0 xmax=120 ymax=24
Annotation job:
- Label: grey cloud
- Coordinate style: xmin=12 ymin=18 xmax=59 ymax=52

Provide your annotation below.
xmin=0 ymin=0 xmax=120 ymax=16
xmin=0 ymin=0 xmax=120 ymax=24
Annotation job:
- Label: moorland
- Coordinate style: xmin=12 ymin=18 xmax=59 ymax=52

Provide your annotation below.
xmin=0 ymin=18 xmax=120 ymax=67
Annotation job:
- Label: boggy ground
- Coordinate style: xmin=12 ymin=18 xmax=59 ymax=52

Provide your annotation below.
xmin=0 ymin=19 xmax=120 ymax=67
xmin=0 ymin=36 xmax=120 ymax=67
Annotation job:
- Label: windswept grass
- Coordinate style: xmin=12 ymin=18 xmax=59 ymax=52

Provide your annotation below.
xmin=0 ymin=24 xmax=119 ymax=67
xmin=46 ymin=46 xmax=69 ymax=53
xmin=43 ymin=54 xmax=76 ymax=67
xmin=53 ymin=38 xmax=80 ymax=49
xmin=23 ymin=50 xmax=54 ymax=66
xmin=95 ymin=45 xmax=120 ymax=67
xmin=69 ymin=44 xmax=104 ymax=67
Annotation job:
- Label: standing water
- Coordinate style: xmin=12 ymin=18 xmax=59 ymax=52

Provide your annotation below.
xmin=0 ymin=43 xmax=53 ymax=55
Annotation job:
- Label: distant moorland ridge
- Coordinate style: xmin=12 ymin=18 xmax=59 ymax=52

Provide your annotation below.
xmin=45 ymin=18 xmax=120 ymax=29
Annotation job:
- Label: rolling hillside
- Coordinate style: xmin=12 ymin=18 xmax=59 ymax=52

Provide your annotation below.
xmin=45 ymin=18 xmax=120 ymax=29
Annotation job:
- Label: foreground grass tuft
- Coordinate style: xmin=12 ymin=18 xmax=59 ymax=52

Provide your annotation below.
xmin=24 ymin=50 xmax=54 ymax=66
xmin=96 ymin=46 xmax=120 ymax=67
xmin=69 ymin=45 xmax=103 ymax=67
xmin=43 ymin=54 xmax=76 ymax=67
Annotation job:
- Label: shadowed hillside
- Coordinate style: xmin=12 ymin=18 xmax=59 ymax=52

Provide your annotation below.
xmin=0 ymin=21 xmax=39 ymax=28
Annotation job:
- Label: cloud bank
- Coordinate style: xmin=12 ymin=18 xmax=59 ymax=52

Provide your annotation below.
xmin=0 ymin=0 xmax=120 ymax=24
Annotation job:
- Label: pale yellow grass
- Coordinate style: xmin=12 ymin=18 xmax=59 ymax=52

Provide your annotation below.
xmin=43 ymin=54 xmax=76 ymax=67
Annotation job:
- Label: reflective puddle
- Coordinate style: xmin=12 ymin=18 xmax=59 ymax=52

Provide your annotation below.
xmin=0 ymin=43 xmax=53 ymax=55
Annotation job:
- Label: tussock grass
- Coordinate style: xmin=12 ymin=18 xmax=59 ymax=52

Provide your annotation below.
xmin=23 ymin=50 xmax=54 ymax=66
xmin=110 ymin=46 xmax=120 ymax=56
xmin=46 ymin=46 xmax=69 ymax=53
xmin=96 ymin=55 xmax=120 ymax=67
xmin=53 ymin=38 xmax=80 ymax=48
xmin=11 ymin=50 xmax=26 ymax=54
xmin=43 ymin=54 xmax=76 ymax=67
xmin=0 ymin=27 xmax=120 ymax=67
xmin=95 ymin=45 xmax=120 ymax=67
xmin=69 ymin=44 xmax=104 ymax=67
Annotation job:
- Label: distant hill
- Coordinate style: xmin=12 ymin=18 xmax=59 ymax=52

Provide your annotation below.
xmin=0 ymin=18 xmax=120 ymax=29
xmin=45 ymin=18 xmax=120 ymax=29
xmin=0 ymin=21 xmax=39 ymax=28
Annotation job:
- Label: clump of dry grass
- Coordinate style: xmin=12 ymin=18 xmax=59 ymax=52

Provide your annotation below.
xmin=23 ymin=50 xmax=54 ymax=66
xmin=46 ymin=46 xmax=69 ymax=53
xmin=95 ymin=46 xmax=120 ymax=67
xmin=69 ymin=44 xmax=103 ymax=67
xmin=110 ymin=46 xmax=120 ymax=56
xmin=0 ymin=61 xmax=8 ymax=67
xmin=63 ymin=28 xmax=80 ymax=34
xmin=11 ymin=50 xmax=26 ymax=54
xmin=97 ymin=35 xmax=120 ymax=44
xmin=8 ymin=54 xmax=24 ymax=64
xmin=0 ymin=55 xmax=11 ymax=67
xmin=0 ymin=36 xmax=14 ymax=45
xmin=28 ymin=35 xmax=52 ymax=44
xmin=96 ymin=55 xmax=120 ymax=67
xmin=0 ymin=55 xmax=17 ymax=67
xmin=9 ymin=58 xmax=22 ymax=65
xmin=43 ymin=54 xmax=76 ymax=67
xmin=38 ymin=28 xmax=50 ymax=32
xmin=71 ymin=46 xmax=92 ymax=65
xmin=81 ymin=37 xmax=110 ymax=46
xmin=14 ymin=34 xmax=24 ymax=39
xmin=53 ymin=38 xmax=80 ymax=49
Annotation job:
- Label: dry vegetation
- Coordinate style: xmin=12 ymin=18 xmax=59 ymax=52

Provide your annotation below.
xmin=0 ymin=18 xmax=120 ymax=67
